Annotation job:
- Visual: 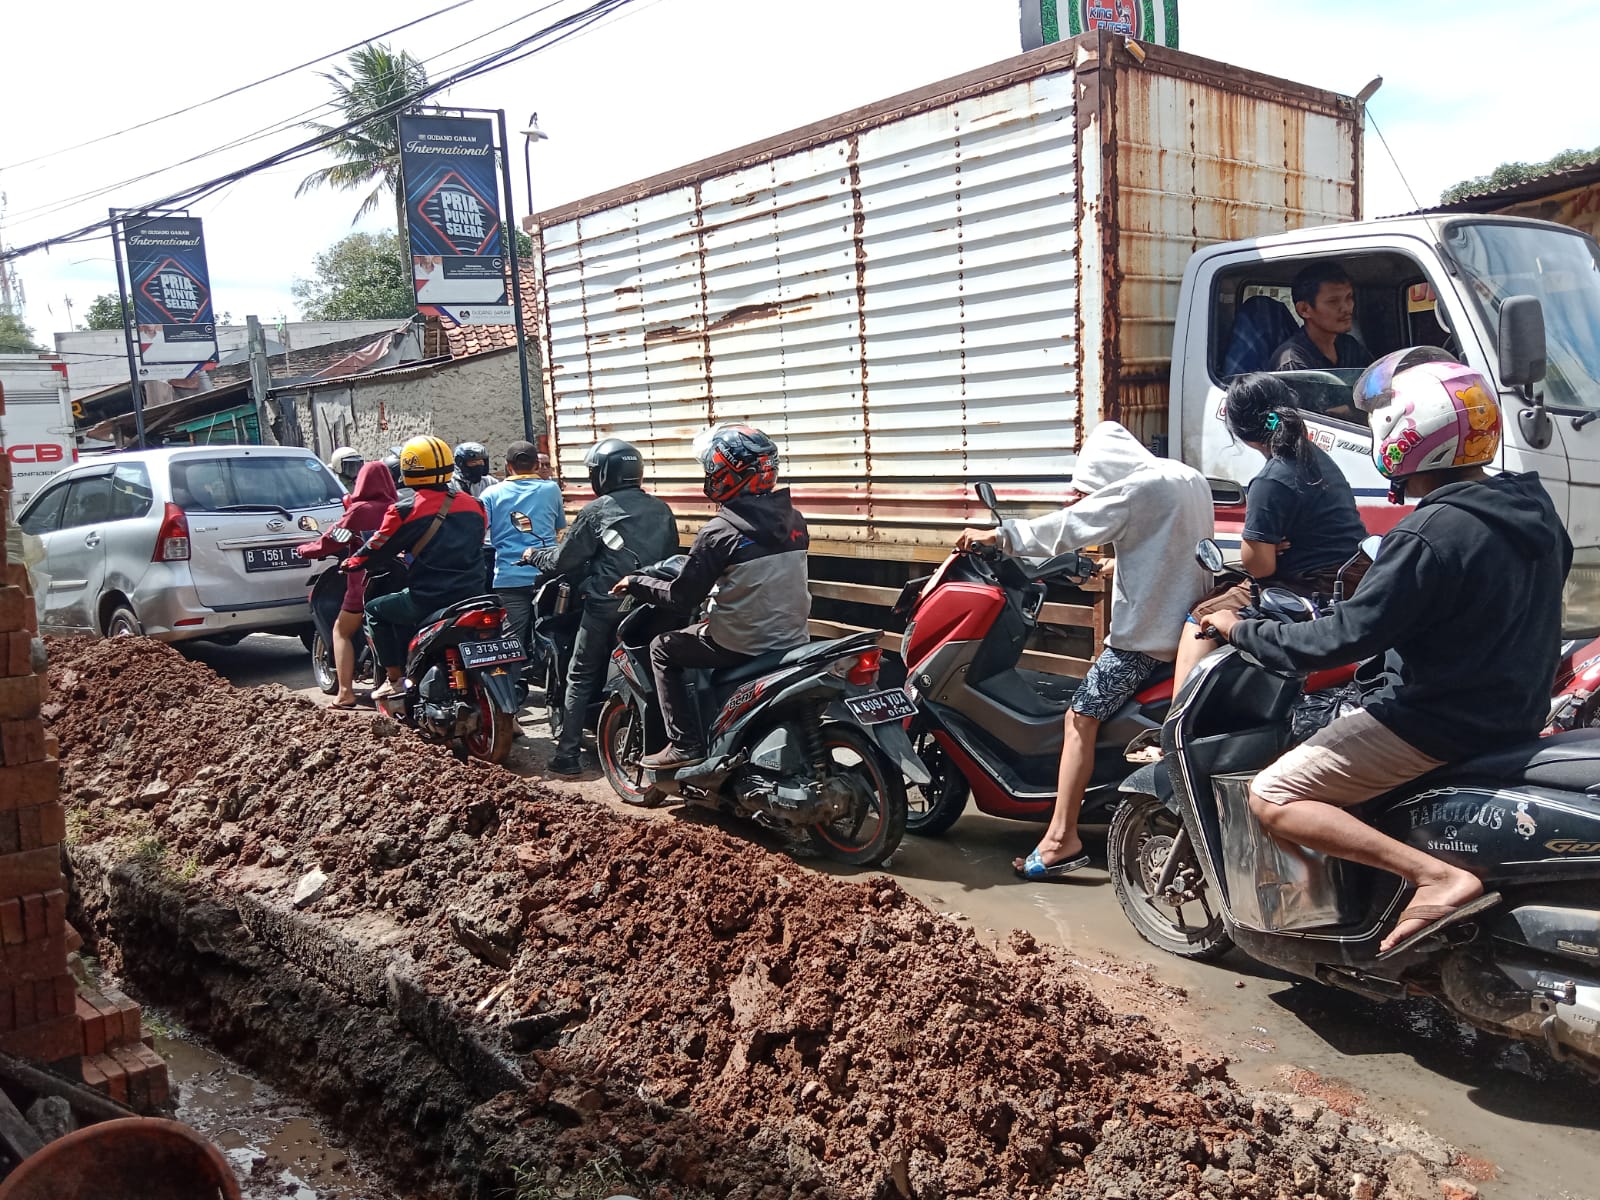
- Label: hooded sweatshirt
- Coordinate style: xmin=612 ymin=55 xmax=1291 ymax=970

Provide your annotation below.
xmin=296 ymin=460 xmax=397 ymax=557
xmin=1231 ymin=472 xmax=1572 ymax=761
xmin=626 ymin=487 xmax=811 ymax=654
xmin=997 ymin=422 xmax=1214 ymax=659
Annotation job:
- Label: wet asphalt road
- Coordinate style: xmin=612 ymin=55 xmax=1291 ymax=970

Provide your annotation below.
xmin=182 ymin=633 xmax=1600 ymax=1200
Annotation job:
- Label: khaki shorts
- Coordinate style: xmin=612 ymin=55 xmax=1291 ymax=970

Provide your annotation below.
xmin=1251 ymin=708 xmax=1444 ymax=808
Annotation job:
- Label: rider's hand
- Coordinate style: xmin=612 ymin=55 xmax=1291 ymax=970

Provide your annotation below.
xmin=610 ymin=576 xmax=634 ymax=596
xmin=1094 ymin=555 xmax=1114 ymax=577
xmin=1199 ymin=610 xmax=1240 ymax=642
xmin=518 ymin=547 xmax=537 ymax=566
xmin=957 ymin=528 xmax=999 ymax=551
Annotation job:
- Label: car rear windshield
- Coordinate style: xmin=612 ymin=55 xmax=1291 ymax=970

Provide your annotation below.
xmin=169 ymin=455 xmax=342 ymax=512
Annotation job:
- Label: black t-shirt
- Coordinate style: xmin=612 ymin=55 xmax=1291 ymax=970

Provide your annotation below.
xmin=1270 ymin=327 xmax=1372 ymax=371
xmin=1242 ymin=445 xmax=1367 ymax=580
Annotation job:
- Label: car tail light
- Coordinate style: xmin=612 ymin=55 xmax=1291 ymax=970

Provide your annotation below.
xmin=847 ymin=649 xmax=881 ymax=687
xmin=455 ymin=609 xmax=501 ymax=630
xmin=152 ymin=503 xmax=190 ymax=562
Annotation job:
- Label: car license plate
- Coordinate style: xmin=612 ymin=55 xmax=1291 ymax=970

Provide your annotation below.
xmin=460 ymin=636 xmax=525 ymax=669
xmin=243 ymin=546 xmax=301 ymax=572
xmin=845 ymin=687 xmax=917 ymax=725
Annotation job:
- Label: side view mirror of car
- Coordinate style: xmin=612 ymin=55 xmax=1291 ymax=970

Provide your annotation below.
xmin=1207 ymin=477 xmax=1245 ymax=508
xmin=974 ymin=481 xmax=1001 ymax=524
xmin=1195 ymin=538 xmax=1227 ymax=574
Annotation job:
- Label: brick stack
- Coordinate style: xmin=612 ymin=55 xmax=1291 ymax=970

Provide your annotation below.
xmin=74 ymin=980 xmax=169 ymax=1109
xmin=0 ymin=451 xmax=78 ymax=1071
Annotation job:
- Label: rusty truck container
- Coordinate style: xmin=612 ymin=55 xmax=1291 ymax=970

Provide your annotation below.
xmin=534 ymin=31 xmax=1361 ymax=564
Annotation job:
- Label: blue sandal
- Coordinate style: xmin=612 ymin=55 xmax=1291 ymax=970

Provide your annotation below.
xmin=1017 ymin=848 xmax=1091 ymax=880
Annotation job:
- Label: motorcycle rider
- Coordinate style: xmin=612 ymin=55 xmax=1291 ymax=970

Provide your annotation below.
xmin=612 ymin=423 xmax=810 ymax=771
xmin=482 ymin=440 xmax=567 ymax=658
xmin=328 ymin=446 xmax=364 ymax=489
xmin=1200 ymin=352 xmax=1572 ymax=953
xmin=296 ymin=461 xmax=397 ymax=707
xmin=523 ymin=438 xmax=678 ymax=777
xmin=958 ymin=421 xmax=1213 ymax=880
xmin=345 ymin=436 xmax=490 ymax=702
xmin=451 ymin=441 xmax=500 ymax=498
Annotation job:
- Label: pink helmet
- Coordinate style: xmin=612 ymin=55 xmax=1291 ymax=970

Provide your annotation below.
xmin=1353 ymin=349 xmax=1501 ymax=498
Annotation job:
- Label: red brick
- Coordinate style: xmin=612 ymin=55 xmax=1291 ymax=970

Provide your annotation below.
xmin=0 ymin=898 xmax=20 ymax=945
xmin=0 ymin=847 xmax=61 ymax=900
xmin=4 ymin=632 xmax=30 ymax=678
xmin=20 ymin=892 xmax=46 ymax=941
xmin=76 ymin=995 xmax=107 ymax=1056
xmin=12 ymin=983 xmax=35 ymax=1030
xmin=0 ymin=676 xmax=42 ymax=722
xmin=0 ymin=566 xmax=23 ymax=592
xmin=42 ymin=733 xmax=57 ymax=759
xmin=0 ymin=759 xmax=57 ymax=813
xmin=0 ymin=588 xmax=28 ymax=635
xmin=37 ymin=803 xmax=64 ymax=847
xmin=101 ymin=988 xmax=141 ymax=1046
xmin=0 ymin=1012 xmax=81 ymax=1062
xmin=0 ymin=812 xmax=16 ymax=855
xmin=0 ymin=931 xmax=68 ymax=982
xmin=15 ymin=806 xmax=39 ymax=853
xmin=45 ymin=975 xmax=74 ymax=1021
xmin=79 ymin=1054 xmax=107 ymax=1093
xmin=0 ymin=721 xmax=45 ymax=767
xmin=0 ymin=989 xmax=11 ymax=1033
xmin=110 ymin=1045 xmax=148 ymax=1111
xmin=86 ymin=1051 xmax=127 ymax=1104
xmin=129 ymin=1041 xmax=170 ymax=1108
xmin=63 ymin=924 xmax=81 ymax=954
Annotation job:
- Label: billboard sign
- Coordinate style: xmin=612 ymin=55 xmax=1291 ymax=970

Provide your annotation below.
xmin=398 ymin=113 xmax=511 ymax=326
xmin=1021 ymin=0 xmax=1179 ymax=51
xmin=123 ymin=215 xmax=218 ymax=380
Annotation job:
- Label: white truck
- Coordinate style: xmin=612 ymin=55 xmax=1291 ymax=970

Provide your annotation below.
xmin=0 ymin=355 xmax=78 ymax=517
xmin=531 ymin=31 xmax=1600 ymax=643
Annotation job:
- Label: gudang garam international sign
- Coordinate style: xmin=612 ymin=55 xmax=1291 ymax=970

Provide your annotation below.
xmin=398 ymin=114 xmax=511 ymax=327
xmin=1021 ymin=0 xmax=1179 ymax=51
xmin=124 ymin=216 xmax=218 ymax=380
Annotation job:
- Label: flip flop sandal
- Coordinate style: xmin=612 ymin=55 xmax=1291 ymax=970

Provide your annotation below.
xmin=328 ymin=699 xmax=366 ymax=711
xmin=1376 ymin=891 xmax=1501 ymax=961
xmin=1015 ymin=849 xmax=1092 ymax=881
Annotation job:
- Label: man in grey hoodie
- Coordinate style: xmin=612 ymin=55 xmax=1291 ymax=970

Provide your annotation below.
xmin=960 ymin=421 xmax=1213 ymax=879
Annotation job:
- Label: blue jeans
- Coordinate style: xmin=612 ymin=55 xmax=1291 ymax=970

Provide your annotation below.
xmin=366 ymin=590 xmax=425 ymax=670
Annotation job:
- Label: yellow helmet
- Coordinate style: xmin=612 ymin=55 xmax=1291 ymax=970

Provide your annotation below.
xmin=399 ymin=435 xmax=453 ymax=487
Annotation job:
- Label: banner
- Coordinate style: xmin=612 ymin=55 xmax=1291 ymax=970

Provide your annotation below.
xmin=1022 ymin=0 xmax=1178 ymax=51
xmin=398 ymin=114 xmax=510 ymax=327
xmin=124 ymin=215 xmax=218 ymax=381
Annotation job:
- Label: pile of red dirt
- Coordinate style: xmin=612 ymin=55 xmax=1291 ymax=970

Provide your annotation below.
xmin=48 ymin=637 xmax=1454 ymax=1199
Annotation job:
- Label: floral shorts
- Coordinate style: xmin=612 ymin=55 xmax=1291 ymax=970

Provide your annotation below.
xmin=1071 ymin=646 xmax=1162 ymax=721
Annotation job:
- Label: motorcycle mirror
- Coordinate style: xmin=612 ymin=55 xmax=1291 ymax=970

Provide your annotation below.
xmin=600 ymin=527 xmax=626 ymax=552
xmin=1360 ymin=534 xmax=1382 ymax=562
xmin=974 ymin=481 xmax=1001 ymax=523
xmin=1194 ymin=538 xmax=1226 ymax=574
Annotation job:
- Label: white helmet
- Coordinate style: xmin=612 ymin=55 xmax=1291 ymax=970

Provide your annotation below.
xmin=328 ymin=447 xmax=364 ymax=486
xmin=1354 ymin=348 xmax=1501 ymax=501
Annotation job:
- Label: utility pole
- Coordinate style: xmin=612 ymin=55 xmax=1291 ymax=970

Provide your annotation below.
xmin=62 ymin=296 xmax=75 ymax=330
xmin=246 ymin=316 xmax=278 ymax=445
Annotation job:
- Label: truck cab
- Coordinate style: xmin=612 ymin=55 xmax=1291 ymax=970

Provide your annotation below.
xmin=1170 ymin=213 xmax=1600 ymax=635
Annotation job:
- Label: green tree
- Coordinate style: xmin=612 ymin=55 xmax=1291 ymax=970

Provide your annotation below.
xmin=296 ymin=43 xmax=428 ymax=230
xmin=291 ymin=231 xmax=414 ymax=321
xmin=82 ymin=293 xmax=131 ymax=331
xmin=1442 ymin=144 xmax=1600 ymax=204
xmin=0 ymin=312 xmax=43 ymax=353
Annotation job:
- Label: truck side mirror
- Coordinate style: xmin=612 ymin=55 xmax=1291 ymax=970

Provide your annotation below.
xmin=1500 ymin=295 xmax=1552 ymax=450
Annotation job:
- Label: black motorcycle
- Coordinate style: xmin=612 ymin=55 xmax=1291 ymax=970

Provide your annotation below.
xmin=596 ymin=558 xmax=925 ymax=867
xmin=1109 ymin=538 xmax=1600 ymax=1075
xmin=373 ymin=589 xmax=525 ymax=765
xmin=530 ymin=572 xmax=615 ymax=742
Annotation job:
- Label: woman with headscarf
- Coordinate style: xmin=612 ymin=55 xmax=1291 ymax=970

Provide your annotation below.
xmin=297 ymin=461 xmax=398 ymax=707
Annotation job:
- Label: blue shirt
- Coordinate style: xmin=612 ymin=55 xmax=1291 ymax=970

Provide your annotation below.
xmin=480 ymin=476 xmax=566 ymax=587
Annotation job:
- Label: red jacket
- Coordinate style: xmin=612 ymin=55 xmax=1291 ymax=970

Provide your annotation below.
xmin=347 ymin=486 xmax=488 ymax=612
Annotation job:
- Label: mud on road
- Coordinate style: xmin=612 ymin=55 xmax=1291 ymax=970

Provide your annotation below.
xmin=52 ymin=637 xmax=1477 ymax=1198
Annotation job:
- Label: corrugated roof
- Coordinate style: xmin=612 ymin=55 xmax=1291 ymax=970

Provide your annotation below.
xmin=426 ymin=262 xmax=540 ymax=359
xmin=1431 ymin=157 xmax=1600 ymax=212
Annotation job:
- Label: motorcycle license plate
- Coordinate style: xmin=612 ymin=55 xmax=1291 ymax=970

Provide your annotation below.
xmin=243 ymin=546 xmax=301 ymax=572
xmin=844 ymin=688 xmax=917 ymax=725
xmin=459 ymin=636 xmax=526 ymax=669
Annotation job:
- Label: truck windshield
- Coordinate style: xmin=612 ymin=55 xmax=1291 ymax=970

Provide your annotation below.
xmin=1445 ymin=221 xmax=1600 ymax=412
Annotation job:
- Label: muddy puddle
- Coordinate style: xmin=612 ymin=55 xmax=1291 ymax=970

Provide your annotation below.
xmin=153 ymin=1016 xmax=393 ymax=1200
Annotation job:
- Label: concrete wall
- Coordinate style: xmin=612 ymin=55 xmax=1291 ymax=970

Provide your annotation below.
xmin=54 ymin=320 xmax=404 ymax=402
xmin=288 ymin=348 xmax=539 ymax=465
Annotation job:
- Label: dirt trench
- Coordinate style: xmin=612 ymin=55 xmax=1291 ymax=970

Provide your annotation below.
xmin=49 ymin=637 xmax=1468 ymax=1199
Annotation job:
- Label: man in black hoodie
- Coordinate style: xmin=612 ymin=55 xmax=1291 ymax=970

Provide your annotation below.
xmin=614 ymin=424 xmax=811 ymax=771
xmin=1201 ymin=357 xmax=1571 ymax=954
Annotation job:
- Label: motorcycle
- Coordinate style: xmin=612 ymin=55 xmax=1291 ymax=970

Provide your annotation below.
xmin=597 ymin=557 xmax=926 ymax=867
xmin=1544 ymin=636 xmax=1600 ymax=733
xmin=372 ymin=585 xmax=525 ymax=766
xmin=1108 ymin=537 xmax=1600 ymax=1076
xmin=530 ymin=527 xmax=631 ymax=741
xmin=304 ymin=527 xmax=387 ymax=695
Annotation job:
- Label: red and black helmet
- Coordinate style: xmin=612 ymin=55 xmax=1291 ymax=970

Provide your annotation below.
xmin=694 ymin=422 xmax=779 ymax=502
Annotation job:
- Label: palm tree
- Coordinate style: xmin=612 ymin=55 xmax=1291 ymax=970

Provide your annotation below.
xmin=296 ymin=43 xmax=428 ymax=230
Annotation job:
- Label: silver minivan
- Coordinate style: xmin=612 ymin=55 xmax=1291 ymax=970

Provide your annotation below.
xmin=18 ymin=446 xmax=347 ymax=642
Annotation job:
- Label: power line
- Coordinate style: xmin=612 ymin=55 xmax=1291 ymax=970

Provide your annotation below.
xmin=1 ymin=0 xmax=644 ymax=264
xmin=0 ymin=0 xmax=480 ymax=174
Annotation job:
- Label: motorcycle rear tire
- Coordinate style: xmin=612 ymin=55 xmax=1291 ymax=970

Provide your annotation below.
xmin=310 ymin=633 xmax=338 ymax=695
xmin=905 ymin=730 xmax=970 ymax=838
xmin=806 ymin=724 xmax=907 ymax=868
xmin=465 ymin=685 xmax=515 ymax=765
xmin=1108 ymin=792 xmax=1231 ymax=962
xmin=597 ymin=696 xmax=666 ymax=808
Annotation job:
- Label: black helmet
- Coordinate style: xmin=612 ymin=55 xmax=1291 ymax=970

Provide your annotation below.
xmin=452 ymin=441 xmax=489 ymax=484
xmin=694 ymin=422 xmax=779 ymax=501
xmin=585 ymin=438 xmax=645 ymax=495
xmin=382 ymin=446 xmax=404 ymax=487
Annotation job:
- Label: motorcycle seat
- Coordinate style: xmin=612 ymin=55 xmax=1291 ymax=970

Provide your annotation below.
xmin=1416 ymin=729 xmax=1600 ymax=792
xmin=712 ymin=634 xmax=874 ymax=686
xmin=421 ymin=594 xmax=505 ymax=627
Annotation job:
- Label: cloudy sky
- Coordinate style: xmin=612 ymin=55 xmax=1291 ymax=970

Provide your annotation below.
xmin=3 ymin=0 xmax=1595 ymax=339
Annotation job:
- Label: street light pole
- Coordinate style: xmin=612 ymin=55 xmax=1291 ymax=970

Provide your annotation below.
xmin=520 ymin=112 xmax=547 ymax=217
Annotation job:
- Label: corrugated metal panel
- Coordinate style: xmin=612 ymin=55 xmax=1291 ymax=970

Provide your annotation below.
xmin=541 ymin=72 xmax=1080 ymax=549
xmin=1109 ymin=66 xmax=1358 ymax=444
